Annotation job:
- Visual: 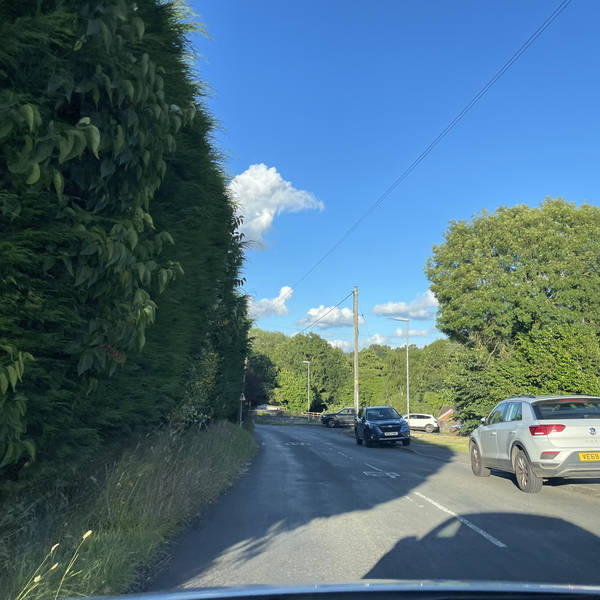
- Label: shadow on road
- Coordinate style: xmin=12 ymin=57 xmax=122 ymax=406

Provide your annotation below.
xmin=148 ymin=424 xmax=600 ymax=590
xmin=364 ymin=512 xmax=600 ymax=584
xmin=149 ymin=424 xmax=455 ymax=590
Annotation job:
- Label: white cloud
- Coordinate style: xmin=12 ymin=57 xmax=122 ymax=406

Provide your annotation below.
xmin=249 ymin=286 xmax=293 ymax=319
xmin=394 ymin=328 xmax=430 ymax=337
xmin=371 ymin=289 xmax=438 ymax=320
xmin=299 ymin=306 xmax=365 ymax=329
xmin=364 ymin=333 xmax=389 ymax=346
xmin=329 ymin=339 xmax=354 ymax=352
xmin=228 ymin=164 xmax=323 ymax=246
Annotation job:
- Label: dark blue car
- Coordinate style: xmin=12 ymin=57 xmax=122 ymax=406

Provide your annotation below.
xmin=355 ymin=405 xmax=410 ymax=447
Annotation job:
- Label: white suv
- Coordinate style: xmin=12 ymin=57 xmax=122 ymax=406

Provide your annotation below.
xmin=470 ymin=395 xmax=600 ymax=493
xmin=402 ymin=413 xmax=439 ymax=433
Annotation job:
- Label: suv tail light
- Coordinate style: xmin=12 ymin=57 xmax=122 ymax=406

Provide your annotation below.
xmin=529 ymin=424 xmax=566 ymax=436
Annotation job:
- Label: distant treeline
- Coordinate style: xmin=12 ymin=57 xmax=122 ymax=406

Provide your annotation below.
xmin=245 ymin=329 xmax=457 ymax=416
xmin=0 ymin=0 xmax=249 ymax=484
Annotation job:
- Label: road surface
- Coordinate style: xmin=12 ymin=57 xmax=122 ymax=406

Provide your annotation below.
xmin=151 ymin=424 xmax=600 ymax=590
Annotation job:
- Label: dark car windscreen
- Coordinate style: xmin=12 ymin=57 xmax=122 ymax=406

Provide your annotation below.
xmin=533 ymin=398 xmax=600 ymax=420
xmin=366 ymin=407 xmax=401 ymax=420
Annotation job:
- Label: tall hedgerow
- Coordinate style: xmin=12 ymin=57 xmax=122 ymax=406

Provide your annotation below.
xmin=0 ymin=0 xmax=248 ymax=479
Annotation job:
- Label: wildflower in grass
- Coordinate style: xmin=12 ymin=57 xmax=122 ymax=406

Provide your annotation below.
xmin=54 ymin=530 xmax=93 ymax=600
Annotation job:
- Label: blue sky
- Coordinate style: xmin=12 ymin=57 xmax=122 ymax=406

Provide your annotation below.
xmin=187 ymin=0 xmax=600 ymax=351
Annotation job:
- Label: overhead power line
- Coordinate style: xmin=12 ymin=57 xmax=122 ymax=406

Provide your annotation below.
xmin=297 ymin=290 xmax=354 ymax=334
xmin=291 ymin=0 xmax=572 ymax=289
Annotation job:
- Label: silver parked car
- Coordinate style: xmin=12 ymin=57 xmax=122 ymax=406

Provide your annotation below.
xmin=470 ymin=395 xmax=600 ymax=493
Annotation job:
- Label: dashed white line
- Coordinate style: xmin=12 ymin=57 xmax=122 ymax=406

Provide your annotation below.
xmin=364 ymin=462 xmax=383 ymax=472
xmin=414 ymin=492 xmax=507 ymax=549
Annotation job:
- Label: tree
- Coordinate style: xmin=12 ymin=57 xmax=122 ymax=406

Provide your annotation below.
xmin=513 ymin=323 xmax=600 ymax=395
xmin=245 ymin=352 xmax=278 ymax=407
xmin=358 ymin=345 xmax=389 ymax=406
xmin=427 ymin=198 xmax=600 ymax=431
xmin=448 ymin=323 xmax=600 ymax=432
xmin=273 ymin=368 xmax=309 ymax=412
xmin=426 ymin=198 xmax=600 ymax=351
xmin=244 ymin=330 xmax=353 ymax=412
xmin=283 ymin=333 xmax=352 ymax=409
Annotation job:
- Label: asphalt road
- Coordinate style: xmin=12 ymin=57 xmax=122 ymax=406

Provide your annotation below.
xmin=151 ymin=424 xmax=600 ymax=590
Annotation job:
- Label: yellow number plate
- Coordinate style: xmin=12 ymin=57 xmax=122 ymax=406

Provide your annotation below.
xmin=579 ymin=452 xmax=600 ymax=461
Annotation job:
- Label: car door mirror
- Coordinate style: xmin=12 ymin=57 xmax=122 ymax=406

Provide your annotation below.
xmin=481 ymin=417 xmax=487 ymax=425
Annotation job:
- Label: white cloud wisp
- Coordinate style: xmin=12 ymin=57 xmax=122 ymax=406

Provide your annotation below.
xmin=299 ymin=306 xmax=365 ymax=329
xmin=395 ymin=328 xmax=430 ymax=337
xmin=328 ymin=339 xmax=354 ymax=352
xmin=371 ymin=289 xmax=438 ymax=320
xmin=249 ymin=286 xmax=293 ymax=319
xmin=228 ymin=164 xmax=323 ymax=246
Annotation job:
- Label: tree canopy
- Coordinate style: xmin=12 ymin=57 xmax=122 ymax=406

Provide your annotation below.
xmin=246 ymin=329 xmax=457 ymax=416
xmin=427 ymin=198 xmax=600 ymax=430
xmin=426 ymin=198 xmax=600 ymax=351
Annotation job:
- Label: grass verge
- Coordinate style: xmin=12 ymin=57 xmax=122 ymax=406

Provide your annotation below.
xmin=2 ymin=421 xmax=256 ymax=600
xmin=410 ymin=431 xmax=470 ymax=454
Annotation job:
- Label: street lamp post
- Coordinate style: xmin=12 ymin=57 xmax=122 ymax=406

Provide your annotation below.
xmin=394 ymin=318 xmax=410 ymax=417
xmin=302 ymin=360 xmax=311 ymax=421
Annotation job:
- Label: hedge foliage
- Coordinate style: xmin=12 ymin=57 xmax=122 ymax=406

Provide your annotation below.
xmin=0 ymin=0 xmax=249 ymax=480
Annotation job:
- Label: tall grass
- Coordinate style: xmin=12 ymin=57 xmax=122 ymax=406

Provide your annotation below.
xmin=1 ymin=422 xmax=256 ymax=599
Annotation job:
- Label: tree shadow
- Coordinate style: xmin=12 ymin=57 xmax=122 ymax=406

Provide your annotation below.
xmin=148 ymin=425 xmax=456 ymax=590
xmin=364 ymin=513 xmax=600 ymax=585
xmin=148 ymin=425 xmax=599 ymax=591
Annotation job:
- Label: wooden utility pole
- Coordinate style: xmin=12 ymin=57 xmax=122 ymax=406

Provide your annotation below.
xmin=353 ymin=286 xmax=359 ymax=413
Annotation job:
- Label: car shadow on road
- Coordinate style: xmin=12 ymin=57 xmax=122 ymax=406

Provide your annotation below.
xmin=148 ymin=424 xmax=457 ymax=590
xmin=489 ymin=469 xmax=600 ymax=496
xmin=363 ymin=512 xmax=600 ymax=585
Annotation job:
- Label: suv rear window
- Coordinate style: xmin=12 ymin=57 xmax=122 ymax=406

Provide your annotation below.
xmin=366 ymin=407 xmax=401 ymax=420
xmin=533 ymin=398 xmax=600 ymax=420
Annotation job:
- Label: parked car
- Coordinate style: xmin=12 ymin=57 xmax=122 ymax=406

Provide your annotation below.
xmin=402 ymin=413 xmax=439 ymax=433
xmin=469 ymin=395 xmax=600 ymax=493
xmin=355 ymin=405 xmax=410 ymax=447
xmin=320 ymin=407 xmax=356 ymax=428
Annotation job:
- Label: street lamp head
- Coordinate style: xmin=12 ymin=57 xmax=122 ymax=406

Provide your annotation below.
xmin=303 ymin=360 xmax=310 ymax=364
xmin=393 ymin=317 xmax=409 ymax=322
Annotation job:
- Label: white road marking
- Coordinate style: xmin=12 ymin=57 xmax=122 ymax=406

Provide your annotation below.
xmin=362 ymin=471 xmax=402 ymax=480
xmin=364 ymin=462 xmax=383 ymax=472
xmin=414 ymin=492 xmax=507 ymax=549
xmin=337 ymin=451 xmax=350 ymax=458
